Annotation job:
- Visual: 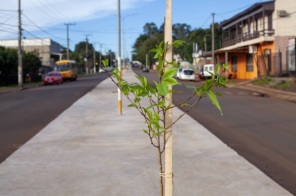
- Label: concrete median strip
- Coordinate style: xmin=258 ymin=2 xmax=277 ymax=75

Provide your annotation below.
xmin=0 ymin=69 xmax=292 ymax=195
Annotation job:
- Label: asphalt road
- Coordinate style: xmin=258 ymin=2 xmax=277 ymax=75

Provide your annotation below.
xmin=0 ymin=73 xmax=108 ymax=163
xmin=133 ymin=67 xmax=296 ymax=195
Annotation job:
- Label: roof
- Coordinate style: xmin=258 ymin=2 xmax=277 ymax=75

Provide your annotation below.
xmin=222 ymin=1 xmax=274 ymax=29
xmin=0 ymin=38 xmax=61 ymax=47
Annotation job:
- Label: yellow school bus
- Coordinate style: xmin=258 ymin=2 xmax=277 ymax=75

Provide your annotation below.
xmin=55 ymin=60 xmax=78 ymax=81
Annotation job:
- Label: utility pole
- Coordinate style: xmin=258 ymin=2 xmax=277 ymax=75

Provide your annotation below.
xmin=212 ymin=13 xmax=215 ymax=66
xmin=64 ymin=23 xmax=76 ymax=60
xmin=204 ymin=36 xmax=207 ymax=52
xmin=18 ymin=0 xmax=23 ymax=88
xmin=117 ymin=0 xmax=122 ymax=115
xmin=164 ymin=0 xmax=173 ymax=195
xmin=93 ymin=45 xmax=96 ymax=73
xmin=99 ymin=43 xmax=104 ymax=70
xmin=84 ymin=34 xmax=91 ymax=74
xmin=145 ymin=53 xmax=148 ymax=68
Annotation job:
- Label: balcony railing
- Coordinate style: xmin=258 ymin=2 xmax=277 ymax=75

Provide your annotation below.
xmin=222 ymin=29 xmax=274 ymax=48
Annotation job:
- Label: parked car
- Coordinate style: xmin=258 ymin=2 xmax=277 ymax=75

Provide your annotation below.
xmin=43 ymin=71 xmax=63 ymax=85
xmin=99 ymin=68 xmax=105 ymax=73
xmin=176 ymin=68 xmax=183 ymax=79
xmin=143 ymin=67 xmax=149 ymax=72
xmin=198 ymin=64 xmax=214 ymax=80
xmin=179 ymin=68 xmax=195 ymax=81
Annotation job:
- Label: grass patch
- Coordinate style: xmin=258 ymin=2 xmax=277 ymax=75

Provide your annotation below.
xmin=274 ymin=81 xmax=290 ymax=88
xmin=252 ymin=77 xmax=272 ymax=85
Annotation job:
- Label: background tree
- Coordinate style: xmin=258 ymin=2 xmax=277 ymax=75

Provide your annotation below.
xmin=0 ymin=47 xmax=18 ymax=74
xmin=23 ymin=51 xmax=42 ymax=77
xmin=0 ymin=47 xmax=18 ymax=85
xmin=172 ymin=23 xmax=191 ymax=40
xmin=143 ymin=22 xmax=159 ymax=37
xmin=132 ymin=22 xmax=224 ymax=65
xmin=0 ymin=47 xmax=42 ymax=85
xmin=172 ymin=23 xmax=191 ymax=61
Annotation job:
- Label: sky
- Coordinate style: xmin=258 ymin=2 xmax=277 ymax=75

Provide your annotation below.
xmin=0 ymin=0 xmax=270 ymax=60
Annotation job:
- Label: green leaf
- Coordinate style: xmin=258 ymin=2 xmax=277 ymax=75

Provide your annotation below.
xmin=143 ymin=129 xmax=149 ymax=135
xmin=216 ymin=75 xmax=227 ymax=87
xmin=134 ymin=97 xmax=141 ymax=103
xmin=144 ymin=108 xmax=153 ymax=120
xmin=163 ymin=77 xmax=179 ymax=86
xmin=102 ymin=59 xmax=109 ymax=67
xmin=128 ymin=104 xmax=135 ymax=108
xmin=182 ymin=103 xmax=191 ymax=107
xmin=135 ymin=75 xmax=148 ymax=88
xmin=153 ymin=132 xmax=162 ymax=137
xmin=163 ymin=67 xmax=178 ymax=80
xmin=173 ymin=40 xmax=186 ymax=48
xmin=158 ymin=100 xmax=165 ymax=106
xmin=147 ymin=86 xmax=157 ymax=95
xmin=206 ymin=90 xmax=223 ymax=115
xmin=215 ymin=64 xmax=220 ymax=75
xmin=156 ymin=82 xmax=168 ymax=96
xmin=157 ymin=59 xmax=163 ymax=76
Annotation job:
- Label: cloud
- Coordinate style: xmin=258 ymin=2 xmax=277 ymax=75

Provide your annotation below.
xmin=0 ymin=0 xmax=155 ymax=38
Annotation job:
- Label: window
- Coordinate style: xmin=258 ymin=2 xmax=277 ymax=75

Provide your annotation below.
xmin=246 ymin=54 xmax=253 ymax=72
xmin=183 ymin=70 xmax=194 ymax=75
xmin=231 ymin=56 xmax=237 ymax=72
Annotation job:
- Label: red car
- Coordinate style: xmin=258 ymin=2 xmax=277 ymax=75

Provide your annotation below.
xmin=43 ymin=71 xmax=63 ymax=85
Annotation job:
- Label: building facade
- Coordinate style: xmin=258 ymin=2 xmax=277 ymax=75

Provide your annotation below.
xmin=217 ymin=0 xmax=295 ymax=79
xmin=0 ymin=38 xmax=64 ymax=68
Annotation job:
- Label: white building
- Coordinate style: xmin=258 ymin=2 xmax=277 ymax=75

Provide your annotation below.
xmin=0 ymin=38 xmax=64 ymax=68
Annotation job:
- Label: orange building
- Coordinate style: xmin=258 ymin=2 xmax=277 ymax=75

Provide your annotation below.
xmin=216 ymin=0 xmax=296 ymax=79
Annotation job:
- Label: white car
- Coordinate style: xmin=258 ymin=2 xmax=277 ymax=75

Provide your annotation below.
xmin=176 ymin=68 xmax=183 ymax=79
xmin=179 ymin=68 xmax=195 ymax=81
xmin=198 ymin=64 xmax=214 ymax=79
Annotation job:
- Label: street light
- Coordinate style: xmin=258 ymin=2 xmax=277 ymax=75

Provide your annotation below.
xmin=122 ymin=13 xmax=137 ymax=68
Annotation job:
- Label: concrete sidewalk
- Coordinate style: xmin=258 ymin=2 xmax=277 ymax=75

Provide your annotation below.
xmin=0 ymin=69 xmax=292 ymax=195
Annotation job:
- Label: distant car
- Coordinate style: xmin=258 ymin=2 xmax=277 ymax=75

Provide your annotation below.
xmin=99 ymin=68 xmax=105 ymax=73
xmin=198 ymin=64 xmax=214 ymax=80
xmin=176 ymin=68 xmax=183 ymax=79
xmin=179 ymin=68 xmax=195 ymax=81
xmin=43 ymin=71 xmax=63 ymax=85
xmin=143 ymin=67 xmax=149 ymax=72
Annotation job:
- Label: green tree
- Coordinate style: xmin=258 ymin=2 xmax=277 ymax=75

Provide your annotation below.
xmin=172 ymin=23 xmax=191 ymax=40
xmin=0 ymin=46 xmax=18 ymax=75
xmin=132 ymin=21 xmax=224 ymax=65
xmin=0 ymin=47 xmax=18 ymax=85
xmin=74 ymin=41 xmax=94 ymax=59
xmin=143 ymin=22 xmax=159 ymax=37
xmin=133 ymin=23 xmax=163 ymax=64
xmin=23 ymin=51 xmax=42 ymax=76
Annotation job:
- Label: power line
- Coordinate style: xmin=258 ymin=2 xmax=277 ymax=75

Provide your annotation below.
xmin=216 ymin=0 xmax=268 ymax=16
xmin=198 ymin=14 xmax=212 ymax=29
xmin=26 ymin=0 xmax=62 ymax=22
xmin=0 ymin=23 xmax=18 ymax=28
xmin=22 ymin=13 xmax=65 ymax=41
xmin=43 ymin=0 xmax=71 ymax=21
xmin=0 ymin=29 xmax=18 ymax=34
